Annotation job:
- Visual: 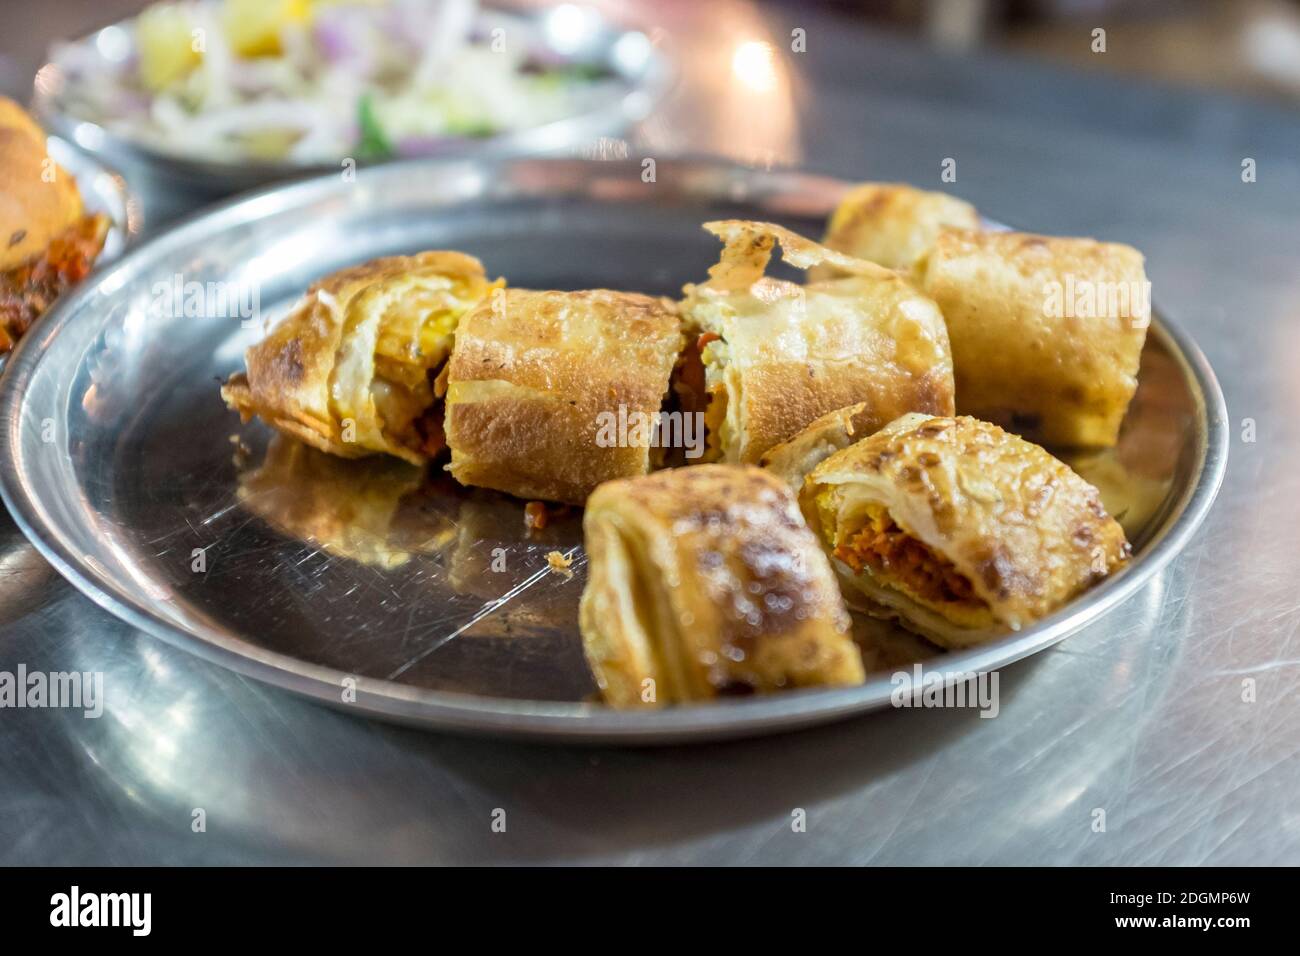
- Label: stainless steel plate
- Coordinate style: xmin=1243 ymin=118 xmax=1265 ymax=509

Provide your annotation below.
xmin=34 ymin=4 xmax=672 ymax=197
xmin=0 ymin=158 xmax=1228 ymax=744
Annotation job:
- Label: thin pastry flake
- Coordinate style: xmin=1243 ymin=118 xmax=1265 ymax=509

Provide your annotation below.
xmin=758 ymin=401 xmax=883 ymax=490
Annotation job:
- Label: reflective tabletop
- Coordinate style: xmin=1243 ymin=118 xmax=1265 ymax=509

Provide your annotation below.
xmin=2 ymin=1 xmax=1298 ymax=864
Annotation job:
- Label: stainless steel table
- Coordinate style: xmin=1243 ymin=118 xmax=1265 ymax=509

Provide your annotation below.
xmin=2 ymin=1 xmax=1297 ymax=865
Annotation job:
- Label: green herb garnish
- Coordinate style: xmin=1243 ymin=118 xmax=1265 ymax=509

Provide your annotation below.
xmin=357 ymin=94 xmax=393 ymax=159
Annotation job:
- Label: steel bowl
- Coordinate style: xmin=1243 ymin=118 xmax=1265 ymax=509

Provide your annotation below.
xmin=33 ymin=3 xmax=674 ymax=198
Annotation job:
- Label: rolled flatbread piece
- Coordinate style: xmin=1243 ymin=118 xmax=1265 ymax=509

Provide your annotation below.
xmin=580 ymin=464 xmax=865 ymax=708
xmin=443 ymin=288 xmax=683 ymax=504
xmin=758 ymin=401 xmax=882 ymax=490
xmin=801 ymin=414 xmax=1130 ymax=649
xmin=812 ymin=182 xmax=980 ymax=275
xmin=918 ymin=228 xmax=1151 ymax=448
xmin=222 ymin=251 xmax=496 ymax=466
xmin=678 ymin=220 xmax=955 ymax=466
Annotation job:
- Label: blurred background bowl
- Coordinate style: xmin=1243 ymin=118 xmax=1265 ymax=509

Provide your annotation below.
xmin=30 ymin=3 xmax=673 ymax=202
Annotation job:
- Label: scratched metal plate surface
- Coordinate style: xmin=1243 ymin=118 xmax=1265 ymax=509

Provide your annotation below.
xmin=0 ymin=158 xmax=1226 ymax=742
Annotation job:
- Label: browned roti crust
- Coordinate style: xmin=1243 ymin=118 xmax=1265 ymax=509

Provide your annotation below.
xmin=221 ymin=251 xmax=492 ymax=466
xmin=802 ymin=414 xmax=1131 ymax=644
xmin=813 ymin=182 xmax=980 ymax=274
xmin=579 ymin=464 xmax=865 ymax=707
xmin=919 ymin=228 xmax=1150 ymax=448
xmin=681 ymin=220 xmax=956 ymax=465
xmin=444 ymin=288 xmax=683 ymax=504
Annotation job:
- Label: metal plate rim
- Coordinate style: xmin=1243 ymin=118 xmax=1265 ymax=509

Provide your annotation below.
xmin=0 ymin=157 xmax=1229 ymax=744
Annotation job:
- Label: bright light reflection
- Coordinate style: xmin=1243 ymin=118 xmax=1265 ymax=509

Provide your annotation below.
xmin=96 ymin=26 xmax=131 ymax=63
xmin=612 ymin=31 xmax=652 ymax=72
xmin=545 ymin=4 xmax=599 ymax=55
xmin=731 ymin=40 xmax=777 ymax=93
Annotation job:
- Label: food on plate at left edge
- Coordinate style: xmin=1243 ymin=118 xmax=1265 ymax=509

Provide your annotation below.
xmin=0 ymin=97 xmax=110 ymax=355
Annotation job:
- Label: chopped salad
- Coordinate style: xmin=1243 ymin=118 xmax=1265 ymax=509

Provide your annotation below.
xmin=49 ymin=0 xmax=618 ymax=163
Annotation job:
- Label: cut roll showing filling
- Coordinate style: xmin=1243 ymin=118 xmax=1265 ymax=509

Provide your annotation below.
xmin=800 ymin=414 xmax=1131 ymax=649
xmin=579 ymin=465 xmax=865 ymax=708
xmin=677 ymin=220 xmax=955 ymax=466
xmin=222 ymin=251 xmax=497 ymax=465
xmin=810 ymin=182 xmax=980 ymax=276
